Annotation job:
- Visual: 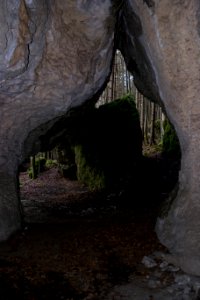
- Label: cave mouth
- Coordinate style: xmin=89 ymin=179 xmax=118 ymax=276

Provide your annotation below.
xmin=16 ymin=88 xmax=180 ymax=298
xmin=2 ymin=50 xmax=181 ymax=299
xmin=17 ymin=48 xmax=181 ymax=228
xmin=1 ymin=100 xmax=181 ymax=300
xmin=18 ymin=48 xmax=181 ymax=263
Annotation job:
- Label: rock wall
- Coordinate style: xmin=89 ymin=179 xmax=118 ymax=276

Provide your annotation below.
xmin=119 ymin=0 xmax=200 ymax=275
xmin=0 ymin=0 xmax=117 ymax=240
xmin=1 ymin=0 xmax=200 ymax=276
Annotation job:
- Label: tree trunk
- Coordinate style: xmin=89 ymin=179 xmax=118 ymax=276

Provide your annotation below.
xmin=30 ymin=155 xmax=37 ymax=179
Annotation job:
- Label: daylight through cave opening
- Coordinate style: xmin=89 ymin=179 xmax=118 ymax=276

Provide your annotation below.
xmin=18 ymin=49 xmax=181 ymax=225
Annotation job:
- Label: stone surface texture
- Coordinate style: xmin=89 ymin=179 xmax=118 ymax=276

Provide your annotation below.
xmin=107 ymin=253 xmax=200 ymax=300
xmin=118 ymin=0 xmax=200 ymax=276
xmin=0 ymin=0 xmax=116 ymax=240
xmin=1 ymin=0 xmax=200 ymax=277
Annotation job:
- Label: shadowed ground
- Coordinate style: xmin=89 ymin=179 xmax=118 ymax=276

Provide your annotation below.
xmin=0 ymin=156 xmax=188 ymax=300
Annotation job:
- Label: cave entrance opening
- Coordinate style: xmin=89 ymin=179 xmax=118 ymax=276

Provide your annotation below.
xmin=16 ymin=94 xmax=181 ymax=297
xmin=16 ymin=49 xmax=181 ymax=226
xmin=8 ymin=49 xmax=181 ymax=300
xmin=17 ymin=49 xmax=181 ymax=241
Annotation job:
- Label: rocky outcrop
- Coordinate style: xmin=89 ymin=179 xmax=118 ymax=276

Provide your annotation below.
xmin=118 ymin=0 xmax=200 ymax=275
xmin=0 ymin=0 xmax=117 ymax=240
xmin=1 ymin=0 xmax=200 ymax=277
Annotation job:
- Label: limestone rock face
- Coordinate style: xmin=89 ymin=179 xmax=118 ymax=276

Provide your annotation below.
xmin=0 ymin=0 xmax=116 ymax=240
xmin=119 ymin=0 xmax=200 ymax=275
xmin=1 ymin=0 xmax=200 ymax=277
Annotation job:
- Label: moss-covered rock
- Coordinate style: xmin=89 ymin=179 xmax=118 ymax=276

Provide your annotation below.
xmin=72 ymin=94 xmax=142 ymax=190
xmin=75 ymin=145 xmax=106 ymax=190
xmin=162 ymin=119 xmax=181 ymax=158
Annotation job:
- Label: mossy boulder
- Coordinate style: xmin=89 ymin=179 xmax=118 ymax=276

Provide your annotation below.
xmin=75 ymin=145 xmax=105 ymax=190
xmin=73 ymin=95 xmax=142 ymax=190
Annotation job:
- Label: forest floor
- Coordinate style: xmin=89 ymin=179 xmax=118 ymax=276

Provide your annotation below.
xmin=0 ymin=153 xmax=194 ymax=300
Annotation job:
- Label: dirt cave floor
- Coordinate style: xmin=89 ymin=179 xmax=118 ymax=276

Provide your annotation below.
xmin=0 ymin=158 xmax=194 ymax=300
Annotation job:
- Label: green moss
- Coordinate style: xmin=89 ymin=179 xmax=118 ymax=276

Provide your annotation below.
xmin=75 ymin=145 xmax=106 ymax=190
xmin=45 ymin=159 xmax=58 ymax=169
xmin=162 ymin=120 xmax=181 ymax=158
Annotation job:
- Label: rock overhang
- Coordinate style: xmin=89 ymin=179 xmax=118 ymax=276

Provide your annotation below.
xmin=1 ymin=0 xmax=200 ymax=277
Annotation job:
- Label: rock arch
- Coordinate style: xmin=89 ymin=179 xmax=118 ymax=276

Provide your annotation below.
xmin=0 ymin=0 xmax=200 ymax=275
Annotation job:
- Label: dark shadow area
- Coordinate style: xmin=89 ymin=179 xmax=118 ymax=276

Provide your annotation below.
xmin=0 ymin=96 xmax=181 ymax=300
xmin=0 ymin=146 xmax=180 ymax=300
